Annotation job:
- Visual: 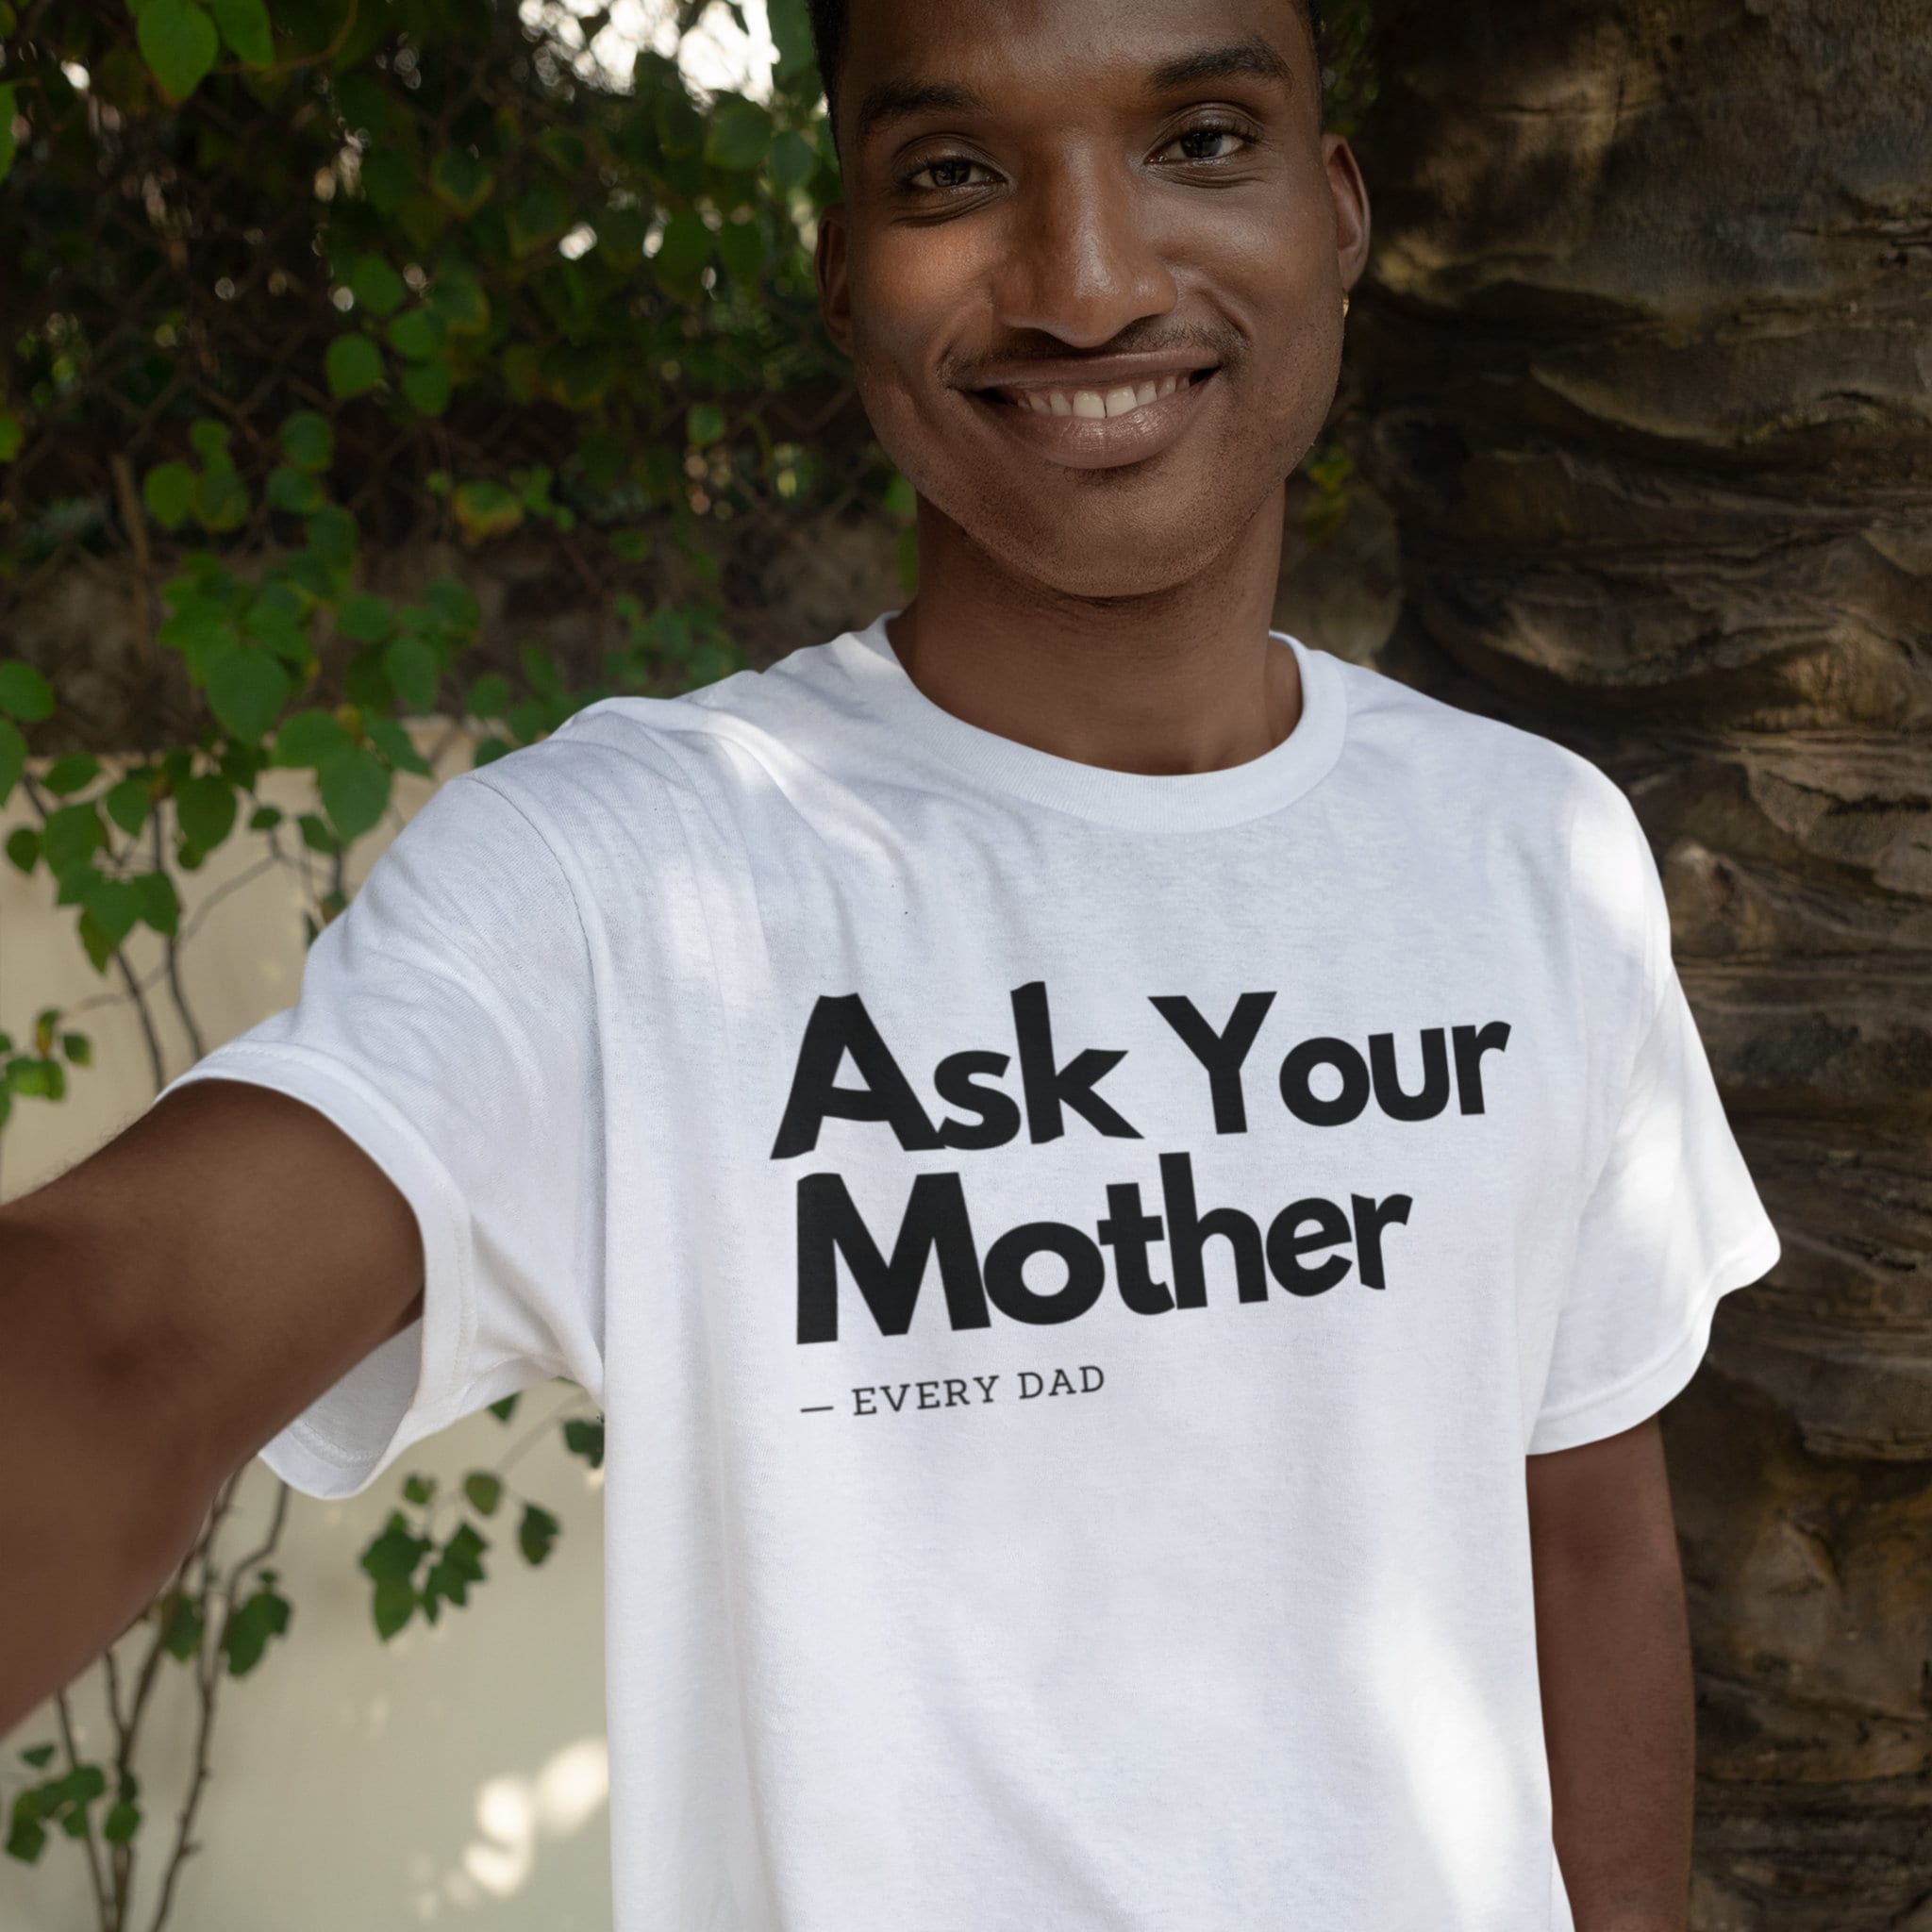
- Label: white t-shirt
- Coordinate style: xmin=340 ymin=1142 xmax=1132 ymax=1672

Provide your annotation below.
xmin=156 ymin=611 xmax=1780 ymax=1931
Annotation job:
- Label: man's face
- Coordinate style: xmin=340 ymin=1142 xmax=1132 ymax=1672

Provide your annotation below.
xmin=815 ymin=0 xmax=1371 ymax=600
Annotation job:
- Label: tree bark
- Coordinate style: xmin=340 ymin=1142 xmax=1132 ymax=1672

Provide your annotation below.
xmin=1352 ymin=2 xmax=1932 ymax=1924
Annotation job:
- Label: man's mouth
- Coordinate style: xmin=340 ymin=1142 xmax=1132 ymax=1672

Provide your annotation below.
xmin=977 ymin=368 xmax=1216 ymax=421
xmin=962 ymin=364 xmax=1221 ymax=472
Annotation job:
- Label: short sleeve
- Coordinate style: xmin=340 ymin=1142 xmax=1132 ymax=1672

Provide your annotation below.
xmin=149 ymin=766 xmax=606 ymax=1498
xmin=1527 ymin=799 xmax=1781 ymax=1456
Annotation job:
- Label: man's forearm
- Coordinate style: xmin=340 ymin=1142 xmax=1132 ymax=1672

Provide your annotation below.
xmin=0 ymin=1210 xmax=219 ymax=1740
xmin=1532 ymin=1517 xmax=1697 ymax=1930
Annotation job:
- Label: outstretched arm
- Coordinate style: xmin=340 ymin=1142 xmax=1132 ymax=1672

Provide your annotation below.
xmin=1528 ymin=1415 xmax=1697 ymax=1932
xmin=0 ymin=1079 xmax=424 ymax=1739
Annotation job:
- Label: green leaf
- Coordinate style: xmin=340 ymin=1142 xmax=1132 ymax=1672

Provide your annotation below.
xmin=18 ymin=1744 xmax=55 ymax=1770
xmin=358 ymin=146 xmax=411 ymax=213
xmin=360 ymin=1513 xmax=428 ymax=1582
xmin=104 ymin=775 xmax=153 ymax=836
xmin=210 ymin=0 xmax=274 ymax=66
xmin=188 ymin=417 xmax=229 ymax=462
xmin=102 ymin=1801 xmax=141 ymax=1846
xmin=0 ymin=660 xmax=56 ymax=722
xmin=0 ymin=87 xmax=16 ymax=193
xmin=138 ymin=0 xmax=220 ymax=103
xmin=5 ymin=826 xmax=39 ymax=874
xmin=365 ymin=715 xmax=433 ymax=776
xmin=142 ymin=461 xmax=198 ymax=529
xmin=266 ymin=464 xmax=323 ymax=513
xmin=305 ymin=505 xmax=358 ymax=571
xmin=318 ymin=746 xmax=391 ymax=840
xmin=430 ymin=149 xmax=494 ymax=217
xmin=704 ymin=95 xmax=773 ymax=172
xmin=371 ymin=1575 xmax=415 ymax=1640
xmin=248 ymin=804 xmax=282 ymax=830
xmin=562 ymin=1416 xmax=605 ymax=1470
xmin=427 ymin=274 xmax=490 ymax=337
xmin=384 ymin=633 xmax=440 ymax=712
xmin=770 ymin=128 xmax=818 ymax=192
xmin=42 ymin=803 xmax=105 ymax=881
xmin=463 ymin=1472 xmax=503 ymax=1516
xmin=465 ymin=673 xmax=509 ymax=718
xmin=0 ymin=720 xmax=21 ymax=808
xmin=384 ymin=308 xmax=443 ymax=362
xmin=654 ymin=210 xmax=711 ymax=286
xmin=158 ymin=1591 xmax=205 ymax=1661
xmin=84 ymin=876 xmax=142 ymax=949
xmin=517 ymin=1503 xmax=560 ymax=1566
xmin=42 ymin=753 xmax=100 ymax=797
xmin=325 ymin=335 xmax=384 ymax=400
xmin=442 ymin=1522 xmax=488 ymax=1579
xmin=453 ymin=480 xmax=523 ymax=545
xmin=221 ymin=1584 xmax=291 ymax=1676
xmin=487 ymin=1393 xmax=520 ymax=1423
xmin=350 ymin=255 xmax=406 ymax=318
xmin=335 ymin=594 xmax=393 ymax=643
xmin=402 ymin=1473 xmax=436 ymax=1505
xmin=519 ymin=641 xmax=563 ymax=701
xmin=297 ymin=811 xmax=338 ymax=856
xmin=425 ymin=577 xmax=479 ymax=635
xmin=196 ymin=467 xmax=249 ymax=531
xmin=131 ymin=870 xmax=180 ymax=937
xmin=687 ymin=402 xmax=726 ymax=449
xmin=279 ymin=410 xmax=333 ymax=473
xmin=175 ymin=774 xmax=238 ymax=852
xmin=207 ymin=648 xmax=291 ymax=743
xmin=718 ymin=217 xmax=765 ymax=288
xmin=61 ymin=1032 xmax=91 ymax=1066
xmin=399 ymin=360 xmax=452 ymax=417
xmin=271 ymin=708 xmax=352 ymax=768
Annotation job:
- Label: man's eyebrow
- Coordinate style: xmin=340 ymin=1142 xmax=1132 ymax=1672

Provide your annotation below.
xmin=852 ymin=37 xmax=1297 ymax=154
xmin=1145 ymin=36 xmax=1295 ymax=96
xmin=852 ymin=79 xmax=991 ymax=154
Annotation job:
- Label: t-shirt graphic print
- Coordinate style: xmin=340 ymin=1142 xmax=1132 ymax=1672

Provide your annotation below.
xmin=154 ymin=611 xmax=1780 ymax=1932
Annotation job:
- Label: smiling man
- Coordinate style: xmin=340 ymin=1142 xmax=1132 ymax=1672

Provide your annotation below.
xmin=0 ymin=3 xmax=1782 ymax=1929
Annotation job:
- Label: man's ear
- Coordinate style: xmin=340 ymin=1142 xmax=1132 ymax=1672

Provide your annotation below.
xmin=815 ymin=203 xmax=855 ymax=358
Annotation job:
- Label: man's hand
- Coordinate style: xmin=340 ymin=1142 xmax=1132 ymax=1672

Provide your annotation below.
xmin=0 ymin=1078 xmax=425 ymax=1739
xmin=1528 ymin=1415 xmax=1695 ymax=1932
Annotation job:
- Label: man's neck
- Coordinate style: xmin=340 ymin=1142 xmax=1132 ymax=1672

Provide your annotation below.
xmin=884 ymin=493 xmax=1299 ymax=778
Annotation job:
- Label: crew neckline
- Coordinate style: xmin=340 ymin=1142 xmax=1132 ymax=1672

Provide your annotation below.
xmin=831 ymin=608 xmax=1348 ymax=833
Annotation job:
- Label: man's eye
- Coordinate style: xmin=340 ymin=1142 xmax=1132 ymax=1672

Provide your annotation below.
xmin=1156 ymin=124 xmax=1255 ymax=165
xmin=905 ymin=156 xmax=994 ymax=192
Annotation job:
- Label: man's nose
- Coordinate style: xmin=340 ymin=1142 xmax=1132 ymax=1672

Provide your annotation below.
xmin=989 ymin=156 xmax=1180 ymax=347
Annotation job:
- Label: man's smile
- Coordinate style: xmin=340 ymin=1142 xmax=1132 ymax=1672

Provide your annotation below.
xmin=961 ymin=358 xmax=1222 ymax=471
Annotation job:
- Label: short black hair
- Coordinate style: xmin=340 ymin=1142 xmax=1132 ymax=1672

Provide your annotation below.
xmin=805 ymin=2 xmax=1324 ymax=157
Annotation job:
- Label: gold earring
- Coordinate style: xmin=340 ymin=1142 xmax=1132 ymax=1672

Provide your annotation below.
xmin=1341 ymin=291 xmax=1351 ymax=320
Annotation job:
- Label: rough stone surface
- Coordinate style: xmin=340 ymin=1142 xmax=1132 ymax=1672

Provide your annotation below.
xmin=1356 ymin=1 xmax=1932 ymax=1920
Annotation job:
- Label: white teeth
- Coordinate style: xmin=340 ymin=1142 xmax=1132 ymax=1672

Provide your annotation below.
xmin=1009 ymin=373 xmax=1196 ymax=418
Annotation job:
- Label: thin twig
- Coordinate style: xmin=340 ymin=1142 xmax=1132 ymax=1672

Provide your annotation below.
xmin=143 ymin=1474 xmax=242 ymax=1932
xmin=151 ymin=810 xmax=205 ymax=1065
xmin=55 ymin=1689 xmax=110 ymax=1931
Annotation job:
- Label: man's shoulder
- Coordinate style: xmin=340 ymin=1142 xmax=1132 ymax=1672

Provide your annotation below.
xmin=470 ymin=638 xmax=856 ymax=807
xmin=1324 ymin=647 xmax=1629 ymax=823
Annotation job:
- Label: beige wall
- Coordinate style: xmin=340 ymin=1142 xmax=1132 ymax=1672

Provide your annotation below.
xmin=1 ymin=733 xmax=611 ymax=1930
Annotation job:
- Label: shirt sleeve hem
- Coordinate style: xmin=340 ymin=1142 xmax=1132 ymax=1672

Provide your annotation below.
xmin=153 ymin=1040 xmax=478 ymax=1498
xmin=1525 ymin=1217 xmax=1782 ymax=1457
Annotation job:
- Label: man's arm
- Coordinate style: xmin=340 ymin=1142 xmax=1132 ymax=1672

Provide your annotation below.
xmin=1528 ymin=1414 xmax=1696 ymax=1932
xmin=0 ymin=1078 xmax=425 ymax=1739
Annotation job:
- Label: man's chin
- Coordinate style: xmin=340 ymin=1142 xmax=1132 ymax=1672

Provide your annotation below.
xmin=959 ymin=491 xmax=1252 ymax=604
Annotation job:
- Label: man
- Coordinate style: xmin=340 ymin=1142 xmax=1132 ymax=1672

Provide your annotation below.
xmin=1 ymin=0 xmax=1780 ymax=1926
